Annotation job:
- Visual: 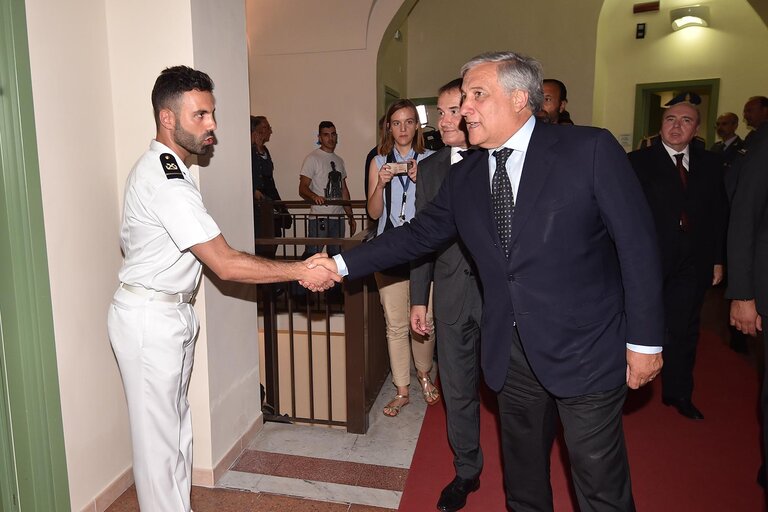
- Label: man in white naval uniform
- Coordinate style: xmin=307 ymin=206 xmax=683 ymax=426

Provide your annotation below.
xmin=107 ymin=66 xmax=339 ymax=512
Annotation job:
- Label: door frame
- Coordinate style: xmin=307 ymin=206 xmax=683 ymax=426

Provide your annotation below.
xmin=633 ymin=78 xmax=720 ymax=149
xmin=0 ymin=0 xmax=71 ymax=509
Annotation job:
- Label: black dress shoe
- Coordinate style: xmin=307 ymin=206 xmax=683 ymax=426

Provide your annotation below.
xmin=662 ymin=397 xmax=704 ymax=420
xmin=437 ymin=476 xmax=480 ymax=512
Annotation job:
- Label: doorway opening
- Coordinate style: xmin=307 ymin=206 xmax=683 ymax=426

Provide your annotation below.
xmin=632 ymin=79 xmax=720 ymax=149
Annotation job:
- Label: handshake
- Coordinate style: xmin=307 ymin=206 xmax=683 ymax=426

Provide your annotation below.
xmin=297 ymin=253 xmax=342 ymax=292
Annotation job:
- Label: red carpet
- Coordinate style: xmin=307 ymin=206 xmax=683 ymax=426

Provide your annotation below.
xmin=399 ymin=330 xmax=764 ymax=511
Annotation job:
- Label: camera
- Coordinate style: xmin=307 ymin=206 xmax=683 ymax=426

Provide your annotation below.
xmin=388 ymin=161 xmax=413 ymax=176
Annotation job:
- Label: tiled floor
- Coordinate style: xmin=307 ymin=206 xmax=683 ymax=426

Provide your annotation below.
xmin=106 ymin=485 xmax=393 ymax=511
xmin=107 ymin=370 xmax=433 ymax=511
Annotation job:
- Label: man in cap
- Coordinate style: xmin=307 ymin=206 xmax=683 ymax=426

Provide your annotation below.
xmin=629 ymin=100 xmax=727 ymax=420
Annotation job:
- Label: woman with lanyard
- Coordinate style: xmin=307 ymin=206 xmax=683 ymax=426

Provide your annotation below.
xmin=367 ymin=99 xmax=438 ymax=417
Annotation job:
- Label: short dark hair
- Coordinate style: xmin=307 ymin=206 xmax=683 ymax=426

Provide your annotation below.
xmin=151 ymin=66 xmax=214 ymax=123
xmin=543 ymin=79 xmax=568 ymax=102
xmin=749 ymin=96 xmax=768 ymax=108
xmin=251 ymin=115 xmax=267 ymax=133
xmin=318 ymin=121 xmax=335 ymax=132
xmin=438 ymin=78 xmax=462 ymax=96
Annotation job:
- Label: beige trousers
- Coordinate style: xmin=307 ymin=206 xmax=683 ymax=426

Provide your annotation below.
xmin=375 ymin=272 xmax=435 ymax=387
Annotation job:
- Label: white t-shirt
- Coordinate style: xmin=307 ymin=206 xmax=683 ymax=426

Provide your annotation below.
xmin=300 ymin=148 xmax=347 ymax=215
xmin=117 ymin=140 xmax=221 ymax=294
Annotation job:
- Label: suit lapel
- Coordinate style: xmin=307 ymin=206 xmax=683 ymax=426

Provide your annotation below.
xmin=508 ymin=123 xmax=558 ymax=248
xmin=460 ymin=149 xmax=498 ymax=244
xmin=433 ymin=148 xmax=452 ymax=186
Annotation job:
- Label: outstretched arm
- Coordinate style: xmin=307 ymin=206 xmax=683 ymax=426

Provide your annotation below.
xmin=191 ymin=234 xmax=340 ymax=290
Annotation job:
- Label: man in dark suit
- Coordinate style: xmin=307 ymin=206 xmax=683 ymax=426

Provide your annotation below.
xmin=629 ymin=102 xmax=727 ymax=420
xmin=725 ymin=122 xmax=768 ymax=494
xmin=711 ymin=112 xmax=749 ymax=352
xmin=711 ymin=112 xmax=745 ymax=166
xmin=744 ymin=96 xmax=768 ymax=146
xmin=409 ymin=78 xmax=483 ymax=512
xmin=309 ymin=51 xmax=664 ymax=511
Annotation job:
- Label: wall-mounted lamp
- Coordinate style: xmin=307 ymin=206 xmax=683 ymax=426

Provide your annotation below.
xmin=670 ymin=5 xmax=710 ymax=31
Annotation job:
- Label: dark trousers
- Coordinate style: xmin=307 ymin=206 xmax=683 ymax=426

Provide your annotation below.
xmin=661 ymin=255 xmax=709 ymax=401
xmin=434 ymin=284 xmax=483 ymax=480
xmin=497 ymin=330 xmax=634 ymax=512
xmin=761 ymin=318 xmax=768 ymax=499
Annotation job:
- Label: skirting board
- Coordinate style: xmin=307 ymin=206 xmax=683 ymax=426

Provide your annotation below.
xmin=83 ymin=414 xmax=264 ymax=511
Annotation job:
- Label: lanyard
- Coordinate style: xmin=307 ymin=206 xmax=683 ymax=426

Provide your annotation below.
xmin=397 ymin=175 xmax=411 ymax=222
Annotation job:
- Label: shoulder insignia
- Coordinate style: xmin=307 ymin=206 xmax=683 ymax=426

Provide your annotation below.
xmin=638 ymin=135 xmax=657 ymax=149
xmin=160 ymin=153 xmax=184 ymax=179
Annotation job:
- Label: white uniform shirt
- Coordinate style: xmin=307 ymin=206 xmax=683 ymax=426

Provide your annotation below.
xmin=118 ymin=140 xmax=221 ymax=294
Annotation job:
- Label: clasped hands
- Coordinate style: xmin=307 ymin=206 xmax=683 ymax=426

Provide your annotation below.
xmin=298 ymin=253 xmax=342 ymax=292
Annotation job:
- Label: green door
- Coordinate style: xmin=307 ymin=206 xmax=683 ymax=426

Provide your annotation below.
xmin=0 ymin=0 xmax=71 ymax=509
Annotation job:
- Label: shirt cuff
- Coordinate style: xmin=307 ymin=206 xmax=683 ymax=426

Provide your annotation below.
xmin=626 ymin=343 xmax=662 ymax=354
xmin=332 ymin=254 xmax=349 ymax=277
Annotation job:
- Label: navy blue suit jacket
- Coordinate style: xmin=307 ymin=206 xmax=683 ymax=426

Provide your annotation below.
xmin=343 ymin=121 xmax=664 ymax=396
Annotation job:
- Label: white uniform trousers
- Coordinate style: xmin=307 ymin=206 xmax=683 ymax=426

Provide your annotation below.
xmin=108 ymin=286 xmax=198 ymax=512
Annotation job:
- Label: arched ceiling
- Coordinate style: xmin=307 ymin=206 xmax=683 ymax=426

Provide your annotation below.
xmin=747 ymin=0 xmax=768 ymax=27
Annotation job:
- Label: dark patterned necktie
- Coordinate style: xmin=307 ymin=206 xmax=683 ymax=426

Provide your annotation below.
xmin=492 ymin=148 xmax=515 ymax=258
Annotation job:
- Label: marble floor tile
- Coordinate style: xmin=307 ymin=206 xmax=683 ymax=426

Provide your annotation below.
xmin=231 ymin=448 xmax=285 ymax=474
xmin=213 ymin=367 xmax=436 ymax=510
xmin=253 ymin=493 xmax=350 ymax=511
xmin=248 ymin=422 xmax=358 ymax=460
xmin=348 ymin=505 xmax=396 ymax=512
xmin=217 ymin=470 xmax=264 ymax=492
xmin=270 ymin=454 xmax=362 ymax=486
xmin=248 ymin=474 xmax=402 ymax=510
xmin=354 ymin=464 xmax=409 ymax=492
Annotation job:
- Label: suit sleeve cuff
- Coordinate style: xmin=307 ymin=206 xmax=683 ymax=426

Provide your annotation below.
xmin=332 ymin=254 xmax=349 ymax=277
xmin=626 ymin=343 xmax=662 ymax=354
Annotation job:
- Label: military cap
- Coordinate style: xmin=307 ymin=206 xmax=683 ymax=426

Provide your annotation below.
xmin=665 ymin=92 xmax=702 ymax=106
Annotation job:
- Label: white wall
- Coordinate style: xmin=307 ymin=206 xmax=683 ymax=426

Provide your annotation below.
xmin=594 ymin=0 xmax=768 ymax=148
xmin=24 ymin=0 xmax=139 ymax=507
xmin=25 ymin=0 xmax=258 ymax=508
xmin=245 ymin=0 xmax=409 ymax=201
xmin=190 ymin=0 xmax=262 ymax=474
xmin=405 ymin=0 xmax=604 ymax=126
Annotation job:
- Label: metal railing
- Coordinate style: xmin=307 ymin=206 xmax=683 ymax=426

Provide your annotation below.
xmin=255 ymin=200 xmax=389 ymax=434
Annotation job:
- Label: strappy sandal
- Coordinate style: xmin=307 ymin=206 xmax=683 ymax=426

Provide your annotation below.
xmin=383 ymin=394 xmax=410 ymax=417
xmin=418 ymin=373 xmax=441 ymax=405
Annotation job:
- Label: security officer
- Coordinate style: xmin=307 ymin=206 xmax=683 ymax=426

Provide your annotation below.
xmin=108 ymin=66 xmax=339 ymax=512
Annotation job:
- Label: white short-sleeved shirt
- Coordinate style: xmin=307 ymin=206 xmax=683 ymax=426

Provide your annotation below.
xmin=117 ymin=140 xmax=221 ymax=294
xmin=300 ymin=148 xmax=347 ymax=215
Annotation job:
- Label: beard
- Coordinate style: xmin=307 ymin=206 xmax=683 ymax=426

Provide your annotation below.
xmin=174 ymin=123 xmax=214 ymax=156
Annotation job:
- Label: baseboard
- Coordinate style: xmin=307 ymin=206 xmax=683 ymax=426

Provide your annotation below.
xmin=81 ymin=415 xmax=263 ymax=509
xmin=192 ymin=413 xmax=264 ymax=487
xmin=81 ymin=466 xmax=133 ymax=512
